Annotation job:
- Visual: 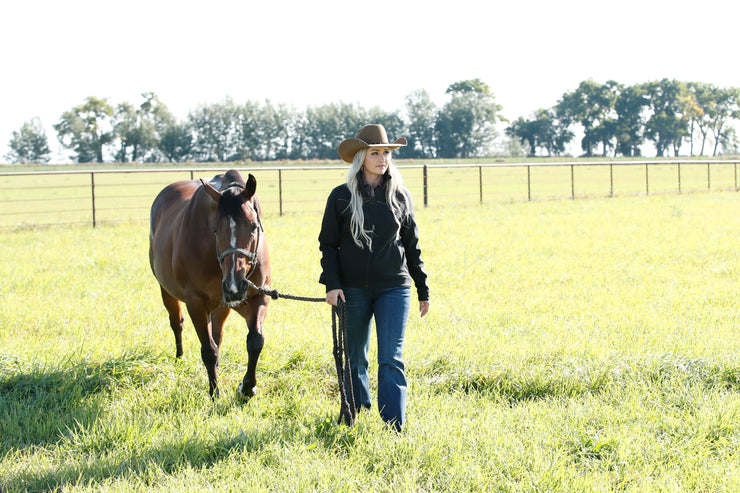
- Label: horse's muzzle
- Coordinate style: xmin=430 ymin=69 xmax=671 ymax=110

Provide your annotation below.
xmin=222 ymin=278 xmax=250 ymax=306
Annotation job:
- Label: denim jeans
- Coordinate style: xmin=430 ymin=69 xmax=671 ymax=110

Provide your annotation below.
xmin=343 ymin=285 xmax=411 ymax=431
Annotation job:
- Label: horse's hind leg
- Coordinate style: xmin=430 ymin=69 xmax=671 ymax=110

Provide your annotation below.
xmin=160 ymin=287 xmax=184 ymax=358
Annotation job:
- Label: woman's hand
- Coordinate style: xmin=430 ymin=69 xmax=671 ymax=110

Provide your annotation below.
xmin=326 ymin=289 xmax=345 ymax=306
xmin=419 ymin=300 xmax=430 ymax=318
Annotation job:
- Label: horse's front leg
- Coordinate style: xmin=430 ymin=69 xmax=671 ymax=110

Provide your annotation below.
xmin=187 ymin=303 xmax=220 ymax=398
xmin=235 ymin=295 xmax=269 ymax=399
xmin=210 ymin=305 xmax=231 ymax=351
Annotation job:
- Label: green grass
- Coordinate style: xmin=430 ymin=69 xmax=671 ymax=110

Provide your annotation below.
xmin=2 ymin=191 xmax=740 ymax=491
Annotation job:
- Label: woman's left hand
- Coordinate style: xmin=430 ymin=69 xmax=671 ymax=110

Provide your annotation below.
xmin=419 ymin=301 xmax=430 ymax=318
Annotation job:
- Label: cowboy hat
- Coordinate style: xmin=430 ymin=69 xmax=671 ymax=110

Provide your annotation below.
xmin=337 ymin=124 xmax=407 ymax=163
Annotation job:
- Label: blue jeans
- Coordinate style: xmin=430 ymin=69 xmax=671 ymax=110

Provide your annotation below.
xmin=343 ymin=286 xmax=411 ymax=431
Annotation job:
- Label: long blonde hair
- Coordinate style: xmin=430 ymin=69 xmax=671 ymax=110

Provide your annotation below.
xmin=346 ymin=148 xmax=407 ymax=251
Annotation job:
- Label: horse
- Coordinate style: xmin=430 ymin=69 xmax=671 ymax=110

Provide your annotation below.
xmin=149 ymin=169 xmax=270 ymax=399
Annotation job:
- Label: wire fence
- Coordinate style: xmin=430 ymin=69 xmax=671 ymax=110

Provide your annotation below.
xmin=0 ymin=160 xmax=738 ymax=229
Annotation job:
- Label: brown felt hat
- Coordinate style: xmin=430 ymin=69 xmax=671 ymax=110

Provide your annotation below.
xmin=337 ymin=124 xmax=407 ymax=163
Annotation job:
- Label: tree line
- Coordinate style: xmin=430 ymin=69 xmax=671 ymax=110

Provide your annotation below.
xmin=5 ymin=78 xmax=739 ymax=164
xmin=507 ymin=79 xmax=740 ymax=158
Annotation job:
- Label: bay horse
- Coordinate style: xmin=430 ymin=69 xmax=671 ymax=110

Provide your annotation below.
xmin=149 ymin=169 xmax=270 ymax=399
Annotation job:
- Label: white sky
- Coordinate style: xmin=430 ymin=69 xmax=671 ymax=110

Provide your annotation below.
xmin=1 ymin=0 xmax=738 ymax=162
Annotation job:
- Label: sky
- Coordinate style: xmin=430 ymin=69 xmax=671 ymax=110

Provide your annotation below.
xmin=1 ymin=0 xmax=738 ymax=162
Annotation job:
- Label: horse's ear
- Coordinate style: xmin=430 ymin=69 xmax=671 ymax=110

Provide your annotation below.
xmin=241 ymin=174 xmax=257 ymax=200
xmin=200 ymin=179 xmax=221 ymax=202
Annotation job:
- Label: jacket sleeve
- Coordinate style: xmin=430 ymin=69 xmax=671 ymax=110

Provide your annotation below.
xmin=400 ymin=191 xmax=429 ymax=302
xmin=318 ymin=188 xmax=342 ymax=292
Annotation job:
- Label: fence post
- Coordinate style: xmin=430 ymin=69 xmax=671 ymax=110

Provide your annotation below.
xmin=478 ymin=165 xmax=483 ymax=204
xmin=91 ymin=172 xmax=97 ymax=228
xmin=735 ymin=163 xmax=738 ymax=191
xmin=609 ymin=163 xmax=614 ymax=197
xmin=677 ymin=163 xmax=682 ymax=193
xmin=570 ymin=164 xmax=575 ymax=199
xmin=527 ymin=165 xmax=531 ymax=201
xmin=707 ymin=163 xmax=711 ymax=190
xmin=645 ymin=163 xmax=649 ymax=195
xmin=278 ymin=169 xmax=283 ymax=216
xmin=423 ymin=164 xmax=428 ymax=207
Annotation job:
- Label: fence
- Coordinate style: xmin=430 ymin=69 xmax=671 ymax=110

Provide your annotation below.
xmin=0 ymin=160 xmax=738 ymax=229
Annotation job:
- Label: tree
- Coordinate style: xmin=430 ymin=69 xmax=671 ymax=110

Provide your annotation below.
xmin=296 ymin=102 xmax=366 ymax=160
xmin=678 ymin=84 xmax=740 ymax=156
xmin=643 ymin=79 xmax=689 ymax=157
xmin=506 ymin=109 xmax=572 ymax=157
xmin=614 ymin=84 xmax=649 ymax=157
xmin=717 ymin=126 xmax=738 ymax=155
xmin=556 ymin=80 xmax=618 ymax=157
xmin=684 ymin=82 xmax=710 ymax=156
xmin=112 ymin=92 xmax=174 ymax=162
xmin=707 ymin=86 xmax=740 ymax=156
xmin=188 ymin=98 xmax=241 ymax=162
xmin=259 ymin=101 xmax=295 ymax=161
xmin=159 ymin=121 xmax=193 ymax=163
xmin=404 ymin=89 xmax=438 ymax=159
xmin=140 ymin=92 xmax=175 ymax=162
xmin=235 ymin=100 xmax=264 ymax=161
xmin=506 ymin=117 xmax=538 ymax=156
xmin=114 ymin=101 xmax=141 ymax=162
xmin=54 ymin=97 xmax=114 ymax=163
xmin=6 ymin=118 xmax=51 ymax=164
xmin=232 ymin=100 xmax=298 ymax=161
xmin=435 ymin=78 xmax=503 ymax=158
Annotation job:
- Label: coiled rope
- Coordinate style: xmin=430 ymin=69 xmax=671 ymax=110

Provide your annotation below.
xmin=246 ymin=280 xmax=356 ymax=426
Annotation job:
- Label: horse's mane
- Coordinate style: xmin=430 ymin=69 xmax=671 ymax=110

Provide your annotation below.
xmin=209 ymin=170 xmax=246 ymax=192
xmin=222 ymin=170 xmax=246 ymax=189
xmin=208 ymin=171 xmax=256 ymax=221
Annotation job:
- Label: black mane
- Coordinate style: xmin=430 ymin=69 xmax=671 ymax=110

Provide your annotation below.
xmin=217 ymin=186 xmax=249 ymax=218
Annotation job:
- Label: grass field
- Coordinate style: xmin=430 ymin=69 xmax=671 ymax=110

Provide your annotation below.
xmin=2 ymin=189 xmax=740 ymax=491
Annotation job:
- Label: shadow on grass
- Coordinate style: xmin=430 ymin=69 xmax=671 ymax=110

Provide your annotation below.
xmin=0 ymin=346 xmax=353 ymax=492
xmin=2 ymin=431 xmax=264 ymax=492
xmin=2 ymin=409 xmax=349 ymax=492
xmin=0 ymin=348 xmax=165 ymax=451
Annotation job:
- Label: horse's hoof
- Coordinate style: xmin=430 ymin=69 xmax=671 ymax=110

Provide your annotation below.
xmin=236 ymin=382 xmax=256 ymax=400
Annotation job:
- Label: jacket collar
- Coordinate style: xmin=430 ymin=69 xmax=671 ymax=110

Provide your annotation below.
xmin=358 ymin=172 xmax=390 ymax=199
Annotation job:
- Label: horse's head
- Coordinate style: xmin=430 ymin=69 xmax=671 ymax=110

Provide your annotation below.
xmin=201 ymin=173 xmax=263 ymax=307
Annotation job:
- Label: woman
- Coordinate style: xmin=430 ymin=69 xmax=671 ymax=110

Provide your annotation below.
xmin=319 ymin=124 xmax=430 ymax=432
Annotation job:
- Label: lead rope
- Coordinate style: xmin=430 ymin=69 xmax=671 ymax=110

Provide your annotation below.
xmin=246 ymin=280 xmax=356 ymax=426
xmin=332 ymin=299 xmax=356 ymax=426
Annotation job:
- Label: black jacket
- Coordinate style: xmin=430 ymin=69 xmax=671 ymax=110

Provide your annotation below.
xmin=318 ymin=177 xmax=429 ymax=301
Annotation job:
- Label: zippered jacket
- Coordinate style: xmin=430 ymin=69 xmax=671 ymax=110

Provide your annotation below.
xmin=318 ymin=179 xmax=429 ymax=302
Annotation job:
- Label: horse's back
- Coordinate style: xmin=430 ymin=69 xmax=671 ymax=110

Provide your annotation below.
xmin=150 ymin=180 xmax=199 ymax=235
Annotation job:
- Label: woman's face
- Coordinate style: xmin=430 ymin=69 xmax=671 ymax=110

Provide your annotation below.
xmin=363 ymin=147 xmax=392 ymax=180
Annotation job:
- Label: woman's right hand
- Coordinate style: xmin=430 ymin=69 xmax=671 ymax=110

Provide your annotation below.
xmin=326 ymin=289 xmax=345 ymax=306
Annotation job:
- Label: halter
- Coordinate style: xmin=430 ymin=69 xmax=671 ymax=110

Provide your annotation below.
xmin=213 ymin=225 xmax=260 ymax=277
xmin=211 ymin=198 xmax=262 ymax=278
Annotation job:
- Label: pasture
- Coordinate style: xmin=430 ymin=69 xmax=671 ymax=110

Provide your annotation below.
xmin=2 ymin=188 xmax=740 ymax=491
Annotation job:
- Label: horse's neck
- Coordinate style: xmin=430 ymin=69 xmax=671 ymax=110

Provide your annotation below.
xmin=180 ymin=189 xmax=214 ymax=247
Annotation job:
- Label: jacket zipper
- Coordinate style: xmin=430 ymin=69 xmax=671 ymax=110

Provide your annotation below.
xmin=364 ymin=196 xmax=377 ymax=288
